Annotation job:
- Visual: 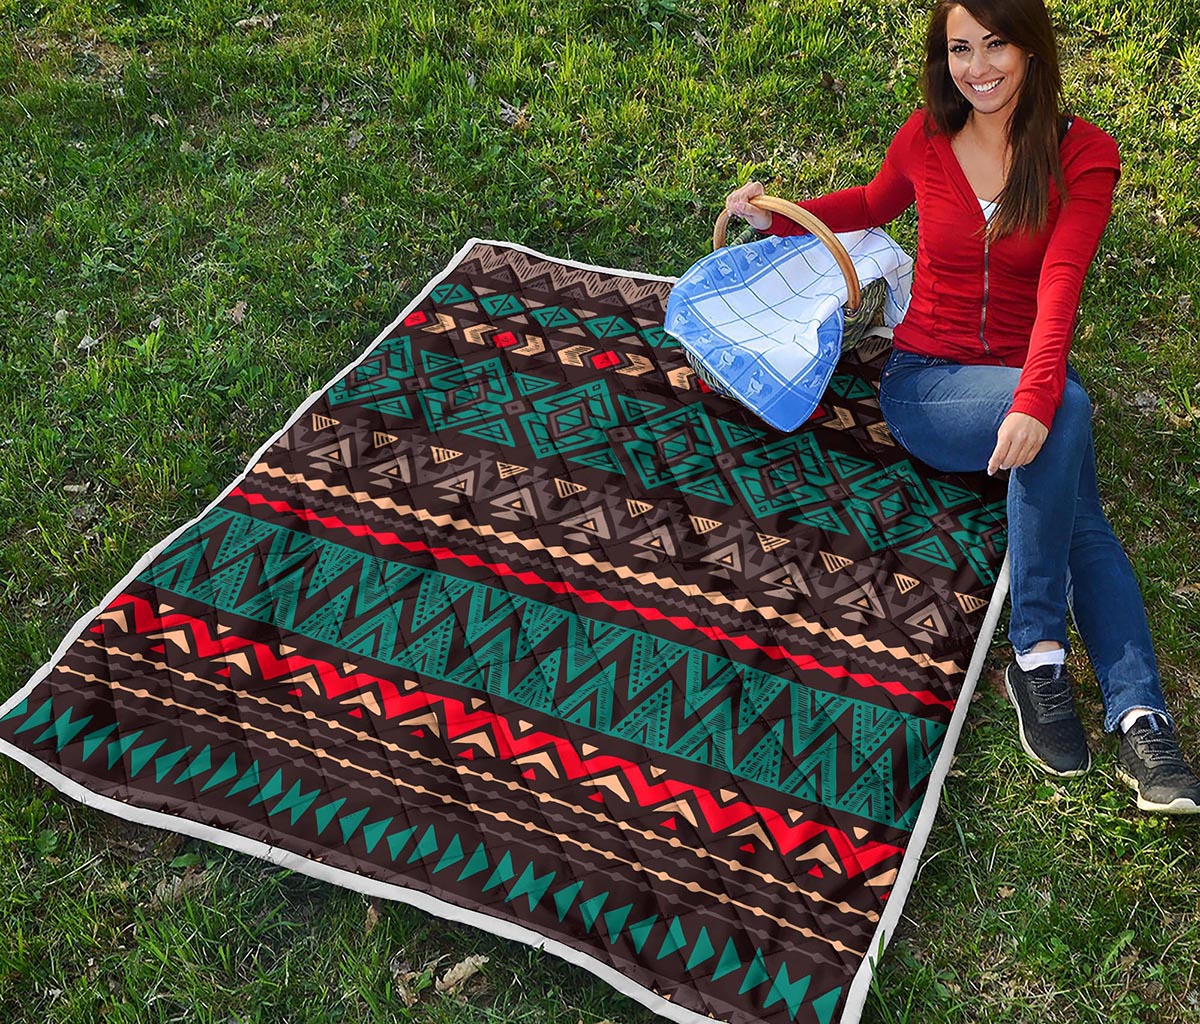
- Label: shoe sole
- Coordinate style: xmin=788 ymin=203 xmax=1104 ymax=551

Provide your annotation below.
xmin=1115 ymin=766 xmax=1200 ymax=815
xmin=1004 ymin=667 xmax=1092 ymax=778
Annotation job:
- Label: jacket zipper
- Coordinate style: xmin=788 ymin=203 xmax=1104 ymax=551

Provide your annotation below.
xmin=979 ymin=230 xmax=991 ymax=356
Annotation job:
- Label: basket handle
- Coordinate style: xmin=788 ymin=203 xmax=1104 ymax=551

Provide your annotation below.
xmin=713 ymin=195 xmax=861 ymax=312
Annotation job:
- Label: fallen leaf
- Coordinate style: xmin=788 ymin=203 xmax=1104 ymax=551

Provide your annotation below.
xmin=236 ymin=13 xmax=279 ymax=31
xmin=435 ymin=953 xmax=488 ymax=994
xmin=55 ymin=308 xmax=69 ymax=325
xmin=78 ymin=333 xmax=100 ymax=350
xmin=179 ymin=139 xmax=195 ymax=154
xmin=1131 ymin=390 xmax=1157 ymax=413
xmin=346 ymin=129 xmax=363 ymax=150
xmin=62 ymin=483 xmax=88 ymax=494
xmin=498 ymin=98 xmax=529 ymax=129
xmin=150 ymin=867 xmax=208 ymax=909
xmin=389 ymin=953 xmax=424 ymax=1008
xmin=149 ymin=113 xmax=168 ymax=128
xmin=364 ymin=899 xmax=380 ymax=936
xmin=819 ymin=71 xmax=845 ymax=96
xmin=226 ymin=301 xmax=248 ymax=325
xmin=998 ymin=886 xmax=1016 ymax=899
xmin=148 ymin=315 xmax=163 ymax=331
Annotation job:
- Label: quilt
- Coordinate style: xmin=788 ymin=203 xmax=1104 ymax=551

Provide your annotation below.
xmin=0 ymin=240 xmax=1009 ymax=1024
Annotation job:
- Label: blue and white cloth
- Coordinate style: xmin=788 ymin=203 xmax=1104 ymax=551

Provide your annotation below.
xmin=664 ymin=229 xmax=914 ymax=432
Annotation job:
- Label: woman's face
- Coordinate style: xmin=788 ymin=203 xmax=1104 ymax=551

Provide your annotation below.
xmin=945 ymin=5 xmax=1030 ymax=120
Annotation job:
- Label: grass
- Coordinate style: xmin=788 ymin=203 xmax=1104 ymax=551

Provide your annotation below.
xmin=1 ymin=0 xmax=1198 ymax=1021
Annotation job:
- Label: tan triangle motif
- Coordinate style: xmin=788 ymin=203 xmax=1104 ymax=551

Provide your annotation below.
xmin=431 ymin=446 xmax=463 ymax=464
xmin=690 ymin=515 xmax=722 ymax=535
xmin=158 ymin=603 xmax=175 ymax=614
xmin=650 ymin=765 xmax=667 ymax=777
xmin=793 ymin=839 xmax=843 ymax=873
xmin=554 ymin=478 xmax=588 ymax=499
xmin=373 ymin=431 xmax=399 ymax=448
xmin=894 ymin=573 xmax=922 ymax=595
xmin=626 ymin=498 xmax=653 ymax=518
xmin=435 ymin=472 xmax=475 ymax=496
xmin=492 ymin=488 xmax=537 ymax=517
xmin=496 ymin=462 xmax=527 ymax=479
xmin=311 ymin=413 xmax=339 ymax=432
xmin=820 ymin=551 xmax=854 ymax=573
xmin=471 ymin=698 xmax=487 ymax=709
xmin=827 ymin=406 xmax=856 ymax=430
xmin=311 ymin=440 xmax=352 ymax=464
xmin=905 ymin=600 xmax=949 ymax=636
xmin=343 ymin=691 xmax=382 ymax=716
xmin=956 ymin=591 xmax=990 ymax=614
xmin=277 ymin=643 xmax=296 ymax=653
xmin=702 ymin=541 xmax=742 ymax=572
xmin=561 ymin=506 xmax=611 ymax=539
xmin=731 ymin=821 xmax=775 ymax=850
xmin=405 ymin=679 xmax=420 ymax=691
xmin=853 ymin=826 xmax=870 ymax=840
xmin=787 ymin=808 xmax=805 ymax=823
xmin=719 ymin=789 xmax=739 ymax=803
xmin=518 ymin=720 xmax=534 ymax=733
xmin=867 ymin=421 xmax=896 ymax=446
xmin=342 ymin=662 xmax=358 ymax=675
xmin=834 ymin=579 xmax=886 ymax=618
xmin=582 ymin=743 xmax=599 ymax=756
xmin=756 ymin=532 xmax=790 ymax=552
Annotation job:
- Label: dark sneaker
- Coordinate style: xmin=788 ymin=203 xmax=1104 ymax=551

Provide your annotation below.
xmin=1004 ymin=662 xmax=1092 ymax=776
xmin=1117 ymin=717 xmax=1200 ymax=814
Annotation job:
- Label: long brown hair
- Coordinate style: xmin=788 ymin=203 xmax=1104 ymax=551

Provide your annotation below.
xmin=922 ymin=0 xmax=1068 ymax=238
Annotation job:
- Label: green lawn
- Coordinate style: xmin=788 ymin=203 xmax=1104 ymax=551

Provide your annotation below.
xmin=1 ymin=0 xmax=1198 ymax=1021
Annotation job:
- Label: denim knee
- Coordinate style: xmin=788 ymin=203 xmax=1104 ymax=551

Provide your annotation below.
xmin=1038 ymin=380 xmax=1092 ymax=456
xmin=1054 ymin=380 xmax=1092 ymax=436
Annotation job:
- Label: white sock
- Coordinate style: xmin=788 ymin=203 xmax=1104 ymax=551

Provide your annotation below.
xmin=1120 ymin=709 xmax=1164 ymax=733
xmin=1015 ymin=648 xmax=1066 ymax=673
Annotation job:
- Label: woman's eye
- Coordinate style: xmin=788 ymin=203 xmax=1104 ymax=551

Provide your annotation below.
xmin=988 ymin=39 xmax=1008 ymax=48
xmin=949 ymin=44 xmax=968 ymax=54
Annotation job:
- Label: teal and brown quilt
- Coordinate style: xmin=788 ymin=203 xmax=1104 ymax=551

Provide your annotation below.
xmin=0 ymin=241 xmax=1008 ymax=1024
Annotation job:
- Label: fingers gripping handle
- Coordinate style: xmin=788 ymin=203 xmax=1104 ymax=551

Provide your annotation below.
xmin=713 ymin=195 xmax=862 ymax=312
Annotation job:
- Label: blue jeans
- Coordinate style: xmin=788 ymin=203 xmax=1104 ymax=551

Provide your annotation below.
xmin=878 ymin=349 xmax=1169 ymax=732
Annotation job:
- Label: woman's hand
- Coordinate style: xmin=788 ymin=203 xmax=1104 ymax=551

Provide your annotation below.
xmin=725 ymin=180 xmax=772 ymax=232
xmin=987 ymin=412 xmax=1049 ymax=475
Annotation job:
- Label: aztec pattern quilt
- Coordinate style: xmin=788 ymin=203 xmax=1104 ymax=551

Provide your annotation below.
xmin=0 ymin=241 xmax=1008 ymax=1024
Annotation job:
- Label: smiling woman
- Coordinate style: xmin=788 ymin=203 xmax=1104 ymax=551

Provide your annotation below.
xmin=726 ymin=0 xmax=1200 ymax=815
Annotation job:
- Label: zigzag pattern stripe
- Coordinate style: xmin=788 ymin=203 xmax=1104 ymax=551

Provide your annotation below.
xmin=136 ymin=510 xmax=942 ymax=829
xmin=248 ymin=462 xmax=966 ymax=678
xmin=92 ymin=593 xmax=906 ymax=876
xmin=38 ymin=668 xmax=864 ymax=954
xmin=230 ymin=485 xmax=951 ymax=710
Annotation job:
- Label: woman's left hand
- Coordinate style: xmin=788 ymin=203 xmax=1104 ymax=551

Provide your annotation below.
xmin=987 ymin=412 xmax=1049 ymax=475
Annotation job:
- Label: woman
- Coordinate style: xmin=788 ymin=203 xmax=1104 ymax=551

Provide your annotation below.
xmin=725 ymin=0 xmax=1199 ymax=813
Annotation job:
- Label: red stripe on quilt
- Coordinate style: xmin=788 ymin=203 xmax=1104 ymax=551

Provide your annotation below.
xmin=104 ymin=592 xmax=905 ymax=875
xmin=229 ymin=486 xmax=956 ymax=712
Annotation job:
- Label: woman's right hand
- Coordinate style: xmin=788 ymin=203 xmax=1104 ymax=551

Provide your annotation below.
xmin=725 ymin=180 xmax=772 ymax=232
